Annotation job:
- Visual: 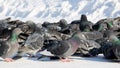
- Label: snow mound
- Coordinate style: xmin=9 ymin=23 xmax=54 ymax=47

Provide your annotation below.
xmin=0 ymin=0 xmax=120 ymax=23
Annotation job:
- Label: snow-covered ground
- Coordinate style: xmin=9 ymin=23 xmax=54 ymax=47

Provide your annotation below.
xmin=0 ymin=54 xmax=120 ymax=68
xmin=0 ymin=0 xmax=120 ymax=68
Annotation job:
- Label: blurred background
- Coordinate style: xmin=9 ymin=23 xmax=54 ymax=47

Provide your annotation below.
xmin=0 ymin=0 xmax=120 ymax=23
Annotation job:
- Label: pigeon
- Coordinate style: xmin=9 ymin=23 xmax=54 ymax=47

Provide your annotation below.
xmin=101 ymin=35 xmax=120 ymax=61
xmin=71 ymin=14 xmax=93 ymax=32
xmin=41 ymin=31 xmax=102 ymax=62
xmin=79 ymin=14 xmax=93 ymax=31
xmin=1 ymin=28 xmax=22 ymax=62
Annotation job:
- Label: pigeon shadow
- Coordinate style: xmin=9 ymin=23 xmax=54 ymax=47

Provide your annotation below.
xmin=71 ymin=54 xmax=117 ymax=63
xmin=25 ymin=53 xmax=119 ymax=63
xmin=26 ymin=55 xmax=60 ymax=62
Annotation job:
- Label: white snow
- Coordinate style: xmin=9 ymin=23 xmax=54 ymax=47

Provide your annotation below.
xmin=0 ymin=0 xmax=120 ymax=68
xmin=0 ymin=0 xmax=120 ymax=23
xmin=0 ymin=54 xmax=120 ymax=68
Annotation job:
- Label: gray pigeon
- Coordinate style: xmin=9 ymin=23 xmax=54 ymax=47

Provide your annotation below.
xmin=1 ymin=28 xmax=22 ymax=59
xmin=42 ymin=31 xmax=102 ymax=59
